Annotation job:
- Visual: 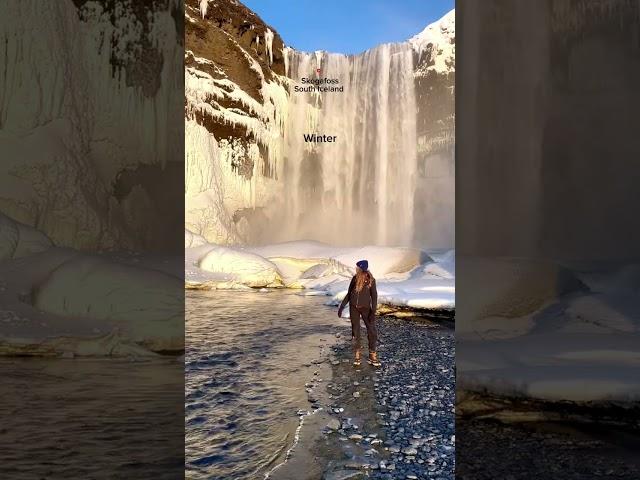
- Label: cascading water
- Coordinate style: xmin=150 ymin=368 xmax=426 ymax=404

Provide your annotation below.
xmin=272 ymin=43 xmax=418 ymax=246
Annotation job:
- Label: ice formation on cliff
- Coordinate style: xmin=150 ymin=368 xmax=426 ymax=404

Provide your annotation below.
xmin=0 ymin=2 xmax=184 ymax=356
xmin=199 ymin=0 xmax=209 ymax=18
xmin=1 ymin=1 xmax=182 ymax=251
xmin=264 ymin=28 xmax=274 ymax=64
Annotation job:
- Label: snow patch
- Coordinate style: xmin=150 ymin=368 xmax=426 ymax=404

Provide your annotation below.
xmin=409 ymin=9 xmax=455 ymax=75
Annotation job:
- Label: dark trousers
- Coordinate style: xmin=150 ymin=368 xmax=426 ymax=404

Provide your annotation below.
xmin=350 ymin=306 xmax=377 ymax=352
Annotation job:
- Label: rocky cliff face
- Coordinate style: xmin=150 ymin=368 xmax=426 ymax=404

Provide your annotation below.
xmin=411 ymin=10 xmax=456 ymax=247
xmin=185 ymin=0 xmax=289 ymax=243
xmin=186 ymin=0 xmax=455 ymax=247
xmin=1 ymin=0 xmax=183 ymax=253
xmin=457 ymin=0 xmax=640 ymax=259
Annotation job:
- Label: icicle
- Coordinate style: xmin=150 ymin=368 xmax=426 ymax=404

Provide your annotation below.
xmin=199 ymin=0 xmax=208 ymax=19
xmin=264 ymin=28 xmax=274 ymax=65
xmin=283 ymin=46 xmax=290 ymax=77
xmin=314 ymin=50 xmax=323 ymax=71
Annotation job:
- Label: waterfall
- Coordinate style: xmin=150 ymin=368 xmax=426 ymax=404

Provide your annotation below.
xmin=185 ymin=9 xmax=455 ymax=249
xmin=273 ymin=43 xmax=418 ymax=246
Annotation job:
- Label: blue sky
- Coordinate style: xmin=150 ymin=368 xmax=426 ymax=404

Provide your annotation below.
xmin=241 ymin=0 xmax=455 ymax=55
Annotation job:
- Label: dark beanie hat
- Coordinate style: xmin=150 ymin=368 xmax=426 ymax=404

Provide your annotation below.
xmin=356 ymin=259 xmax=368 ymax=271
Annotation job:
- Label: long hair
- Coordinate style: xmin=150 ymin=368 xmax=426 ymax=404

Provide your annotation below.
xmin=355 ymin=269 xmax=373 ymax=293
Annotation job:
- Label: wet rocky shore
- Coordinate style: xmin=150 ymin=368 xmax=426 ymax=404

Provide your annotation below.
xmin=311 ymin=316 xmax=455 ymax=480
xmin=456 ymin=391 xmax=640 ymax=479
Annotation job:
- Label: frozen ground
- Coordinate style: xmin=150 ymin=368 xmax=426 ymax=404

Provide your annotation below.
xmin=185 ymin=233 xmax=455 ymax=313
xmin=457 ymin=257 xmax=640 ymax=403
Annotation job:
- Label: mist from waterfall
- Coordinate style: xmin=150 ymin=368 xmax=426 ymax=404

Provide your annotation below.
xmin=266 ymin=43 xmax=419 ymax=247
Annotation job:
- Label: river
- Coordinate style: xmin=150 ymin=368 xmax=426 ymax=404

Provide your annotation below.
xmin=185 ymin=289 xmax=342 ymax=480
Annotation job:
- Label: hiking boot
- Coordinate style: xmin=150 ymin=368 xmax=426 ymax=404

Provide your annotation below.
xmin=353 ymin=349 xmax=361 ymax=366
xmin=368 ymin=351 xmax=381 ymax=367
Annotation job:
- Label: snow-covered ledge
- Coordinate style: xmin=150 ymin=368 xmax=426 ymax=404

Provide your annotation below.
xmin=185 ymin=231 xmax=455 ymax=315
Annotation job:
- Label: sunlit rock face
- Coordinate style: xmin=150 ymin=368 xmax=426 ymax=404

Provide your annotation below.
xmin=184 ymin=0 xmax=288 ymax=244
xmin=186 ymin=0 xmax=454 ymax=248
xmin=0 ymin=0 xmax=183 ymax=253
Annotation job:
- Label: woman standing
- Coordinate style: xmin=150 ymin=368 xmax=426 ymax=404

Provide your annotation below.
xmin=338 ymin=260 xmax=381 ymax=367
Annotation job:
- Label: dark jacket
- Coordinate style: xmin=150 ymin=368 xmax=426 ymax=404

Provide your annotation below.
xmin=339 ymin=274 xmax=378 ymax=311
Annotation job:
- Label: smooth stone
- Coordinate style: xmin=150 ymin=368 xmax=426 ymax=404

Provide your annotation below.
xmin=327 ymin=419 xmax=341 ymax=431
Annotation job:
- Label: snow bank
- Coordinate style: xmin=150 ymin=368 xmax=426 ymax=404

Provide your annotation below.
xmin=34 ymin=256 xmax=183 ymax=352
xmin=186 ymin=240 xmax=454 ymax=312
xmin=422 ymin=249 xmax=455 ymax=279
xmin=247 ymin=241 xmax=431 ymax=278
xmin=325 ymin=273 xmax=455 ymax=313
xmin=457 ymin=257 xmax=640 ymax=403
xmin=378 ymin=278 xmax=455 ymax=310
xmin=0 ymin=243 xmax=183 ymax=357
xmin=198 ymin=246 xmax=283 ymax=288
